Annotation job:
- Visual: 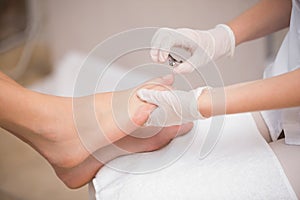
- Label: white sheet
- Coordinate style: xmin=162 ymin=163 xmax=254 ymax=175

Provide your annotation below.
xmin=92 ymin=113 xmax=297 ymax=200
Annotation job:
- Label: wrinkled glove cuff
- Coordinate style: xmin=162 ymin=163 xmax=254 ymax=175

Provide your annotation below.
xmin=191 ymin=86 xmax=212 ymax=120
xmin=216 ymin=24 xmax=236 ymax=57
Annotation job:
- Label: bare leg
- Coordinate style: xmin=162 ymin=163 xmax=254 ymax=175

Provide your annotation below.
xmin=270 ymin=139 xmax=300 ymax=199
xmin=0 ymin=71 xmax=186 ymax=188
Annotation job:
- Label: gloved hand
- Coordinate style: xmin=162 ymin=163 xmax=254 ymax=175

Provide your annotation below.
xmin=137 ymin=87 xmax=210 ymax=127
xmin=151 ymin=24 xmax=235 ymax=73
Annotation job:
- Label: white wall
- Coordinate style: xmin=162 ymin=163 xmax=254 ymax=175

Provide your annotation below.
xmin=40 ymin=0 xmax=287 ymax=85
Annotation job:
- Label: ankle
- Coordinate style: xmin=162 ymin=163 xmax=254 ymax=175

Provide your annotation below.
xmin=34 ymin=94 xmax=73 ymax=141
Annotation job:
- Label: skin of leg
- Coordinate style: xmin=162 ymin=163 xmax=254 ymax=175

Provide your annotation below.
xmin=0 ymin=71 xmax=186 ymax=188
xmin=252 ymin=112 xmax=299 ymax=197
xmin=30 ymin=75 xmax=176 ymax=169
xmin=270 ymin=139 xmax=300 ymax=198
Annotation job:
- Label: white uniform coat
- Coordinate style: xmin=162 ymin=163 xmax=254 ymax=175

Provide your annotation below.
xmin=261 ymin=0 xmax=300 ymax=145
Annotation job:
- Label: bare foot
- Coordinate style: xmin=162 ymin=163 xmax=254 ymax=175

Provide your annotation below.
xmin=24 ymin=75 xmax=173 ymax=167
xmin=13 ymin=75 xmax=180 ymax=188
xmin=53 ymin=123 xmax=193 ymax=189
xmin=1 ymin=72 xmax=191 ymax=189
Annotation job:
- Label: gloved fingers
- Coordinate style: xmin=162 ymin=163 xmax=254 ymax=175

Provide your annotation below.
xmin=156 ymin=33 xmax=179 ymax=63
xmin=151 ymin=28 xmax=172 ymax=63
xmin=174 ymin=28 xmax=200 ymax=50
xmin=158 ymin=36 xmax=174 ymax=63
xmin=173 ymin=51 xmax=200 ymax=73
xmin=151 ymin=28 xmax=187 ymax=63
xmin=144 ymin=107 xmax=165 ymax=127
xmin=137 ymin=89 xmax=166 ymax=105
xmin=151 ymin=46 xmax=169 ymax=63
xmin=173 ymin=47 xmax=210 ymax=74
xmin=137 ymin=89 xmax=183 ymax=113
xmin=150 ymin=48 xmax=159 ymax=63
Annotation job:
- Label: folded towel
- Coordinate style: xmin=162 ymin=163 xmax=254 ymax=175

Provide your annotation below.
xmin=92 ymin=113 xmax=297 ymax=200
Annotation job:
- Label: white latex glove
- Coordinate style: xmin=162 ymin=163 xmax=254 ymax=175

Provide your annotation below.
xmin=151 ymin=24 xmax=235 ymax=73
xmin=137 ymin=87 xmax=209 ymax=127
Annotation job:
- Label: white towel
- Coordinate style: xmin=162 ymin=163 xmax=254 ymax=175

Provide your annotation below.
xmin=92 ymin=113 xmax=297 ymax=200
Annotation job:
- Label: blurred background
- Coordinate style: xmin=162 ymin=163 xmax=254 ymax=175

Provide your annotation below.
xmin=0 ymin=0 xmax=287 ymax=199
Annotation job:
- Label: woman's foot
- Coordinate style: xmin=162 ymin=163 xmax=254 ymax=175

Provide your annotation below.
xmin=25 ymin=75 xmax=173 ymax=167
xmin=14 ymin=75 xmax=182 ymax=188
xmin=53 ymin=123 xmax=193 ymax=189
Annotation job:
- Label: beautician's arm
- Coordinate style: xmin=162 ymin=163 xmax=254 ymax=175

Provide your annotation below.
xmin=149 ymin=0 xmax=292 ymax=73
xmin=137 ymin=0 xmax=295 ymax=126
xmin=201 ymin=0 xmax=294 ymax=115
xmin=199 ymin=68 xmax=300 ymax=117
xmin=228 ymin=0 xmax=292 ymax=46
